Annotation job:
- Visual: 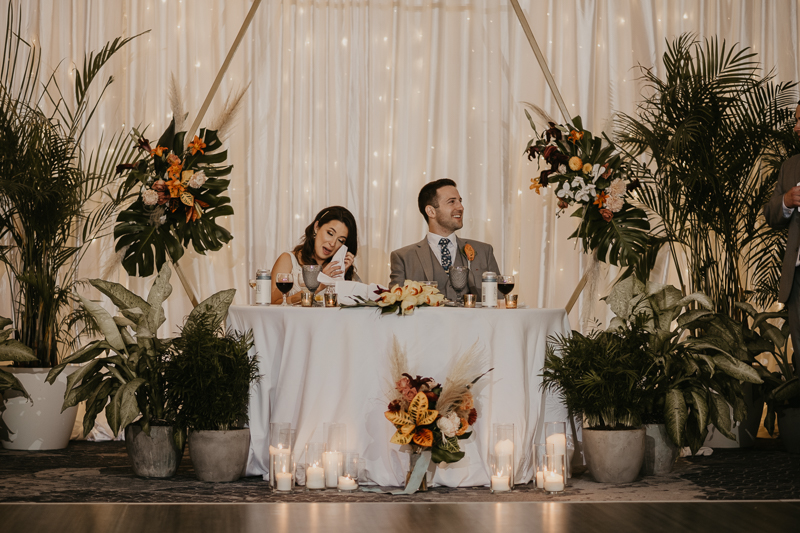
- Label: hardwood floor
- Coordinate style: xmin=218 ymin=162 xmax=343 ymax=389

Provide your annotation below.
xmin=2 ymin=501 xmax=799 ymax=533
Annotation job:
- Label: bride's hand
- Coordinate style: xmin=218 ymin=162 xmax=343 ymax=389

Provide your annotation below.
xmin=322 ymin=261 xmax=344 ymax=279
xmin=343 ymin=252 xmax=355 ymax=271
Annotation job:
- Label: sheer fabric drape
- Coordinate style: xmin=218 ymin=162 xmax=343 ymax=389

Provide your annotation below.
xmin=2 ymin=1 xmax=800 ymax=336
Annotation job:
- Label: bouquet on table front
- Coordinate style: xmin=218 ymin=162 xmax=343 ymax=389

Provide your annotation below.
xmin=524 ymin=112 xmax=650 ymax=267
xmin=384 ymin=338 xmax=490 ymax=466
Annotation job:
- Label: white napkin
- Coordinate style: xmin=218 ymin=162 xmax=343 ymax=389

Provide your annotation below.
xmin=317 ymin=245 xmax=348 ymax=285
xmin=336 ymin=281 xmax=388 ymax=306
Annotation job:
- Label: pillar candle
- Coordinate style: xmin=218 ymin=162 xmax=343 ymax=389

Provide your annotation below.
xmin=544 ymin=472 xmax=564 ymax=492
xmin=306 ymin=465 xmax=325 ymax=489
xmin=276 ymin=472 xmax=292 ymax=491
xmin=491 ymin=475 xmax=511 ymax=492
xmin=337 ymin=476 xmax=357 ymax=491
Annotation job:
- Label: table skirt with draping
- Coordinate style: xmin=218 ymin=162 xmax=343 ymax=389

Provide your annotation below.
xmin=228 ymin=305 xmax=570 ymax=487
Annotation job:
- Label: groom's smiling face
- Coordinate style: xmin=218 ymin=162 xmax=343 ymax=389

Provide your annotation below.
xmin=428 ymin=185 xmax=464 ymax=234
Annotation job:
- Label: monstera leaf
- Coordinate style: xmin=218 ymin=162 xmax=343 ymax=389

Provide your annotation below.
xmin=572 ymin=203 xmax=651 ymax=267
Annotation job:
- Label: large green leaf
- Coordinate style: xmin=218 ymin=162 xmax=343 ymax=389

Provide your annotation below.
xmin=78 ymin=295 xmax=125 ymax=352
xmin=146 ymin=263 xmax=172 ymax=333
xmin=711 ymin=353 xmax=762 ymax=384
xmin=0 ymin=339 xmax=37 ymax=363
xmin=90 ymin=278 xmax=150 ymax=313
xmin=664 ymin=388 xmax=687 ymax=447
xmin=109 ymin=377 xmax=145 ymax=435
xmin=708 ymin=392 xmax=736 ymax=441
xmin=187 ymin=288 xmax=236 ymax=329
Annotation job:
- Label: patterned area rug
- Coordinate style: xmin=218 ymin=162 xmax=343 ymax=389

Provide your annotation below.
xmin=1 ymin=439 xmax=798 ymax=503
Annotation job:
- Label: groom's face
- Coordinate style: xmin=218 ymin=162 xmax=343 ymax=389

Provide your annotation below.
xmin=429 ymin=185 xmax=464 ymax=233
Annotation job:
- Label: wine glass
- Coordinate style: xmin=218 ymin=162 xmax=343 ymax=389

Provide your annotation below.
xmin=449 ymin=266 xmax=469 ymax=306
xmin=275 ymin=273 xmax=293 ymax=306
xmin=498 ymin=275 xmax=515 ymax=296
xmin=302 ymin=265 xmax=322 ymax=306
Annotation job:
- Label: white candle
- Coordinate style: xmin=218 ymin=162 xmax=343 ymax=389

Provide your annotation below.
xmin=494 ymin=439 xmax=514 ymax=456
xmin=545 ymin=433 xmax=566 ymax=459
xmin=536 ymin=470 xmax=545 ymax=489
xmin=306 ymin=465 xmax=325 ymax=489
xmin=322 ymin=451 xmax=342 ymax=488
xmin=491 ymin=475 xmax=511 ymax=492
xmin=337 ymin=476 xmax=358 ymax=491
xmin=276 ymin=472 xmax=292 ymax=491
xmin=544 ymin=472 xmax=564 ymax=492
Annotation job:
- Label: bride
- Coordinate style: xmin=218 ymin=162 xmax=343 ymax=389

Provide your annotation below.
xmin=270 ymin=206 xmax=359 ymax=305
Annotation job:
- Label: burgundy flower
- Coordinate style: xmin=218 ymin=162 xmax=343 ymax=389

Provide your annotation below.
xmin=539 ymin=168 xmax=556 ymax=187
xmin=151 ymin=179 xmax=170 ymax=205
xmin=557 ymin=199 xmax=569 ymax=210
xmin=600 ymin=208 xmax=613 ymax=222
xmin=424 ymin=390 xmax=439 ymax=405
xmin=388 ymin=400 xmax=402 ymax=412
xmin=115 ymin=162 xmax=137 ymax=175
xmin=137 ymin=136 xmax=152 ymax=153
xmin=467 ymin=408 xmax=478 ymax=425
xmin=545 ymin=122 xmax=562 ymax=142
xmin=626 ymin=178 xmax=641 ymax=192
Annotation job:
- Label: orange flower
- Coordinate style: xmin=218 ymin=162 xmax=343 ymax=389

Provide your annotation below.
xmin=150 ymin=145 xmax=168 ymax=158
xmin=186 ymin=203 xmax=202 ymax=223
xmin=456 ymin=417 xmax=469 ymax=436
xmin=412 ymin=428 xmax=434 ymax=447
xmin=568 ymin=156 xmax=583 ymax=171
xmin=166 ymin=178 xmax=185 ymax=198
xmin=464 ymin=243 xmax=476 ymax=262
xmin=530 ymin=178 xmax=543 ymax=194
xmin=188 ymin=135 xmax=207 ymax=155
xmin=567 ymin=130 xmax=584 ymax=143
xmin=594 ymin=191 xmax=609 ymax=208
xmin=168 ymin=163 xmax=183 ymax=179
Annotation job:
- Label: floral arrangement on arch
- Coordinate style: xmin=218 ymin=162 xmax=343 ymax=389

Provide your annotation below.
xmin=113 ymin=120 xmax=234 ymax=277
xmin=346 ymin=280 xmax=445 ymax=316
xmin=524 ymin=111 xmax=650 ymax=267
xmin=384 ymin=338 xmax=490 ymax=464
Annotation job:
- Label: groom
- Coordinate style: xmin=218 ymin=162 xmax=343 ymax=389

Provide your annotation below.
xmin=390 ymin=179 xmax=500 ymax=301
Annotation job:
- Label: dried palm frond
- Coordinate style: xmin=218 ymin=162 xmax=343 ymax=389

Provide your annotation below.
xmin=169 ymin=74 xmax=187 ymax=132
xmin=207 ymin=84 xmax=249 ymax=143
xmin=522 ymin=101 xmax=557 ymax=127
xmin=383 ymin=336 xmax=408 ymax=403
xmin=437 ymin=342 xmax=488 ymax=416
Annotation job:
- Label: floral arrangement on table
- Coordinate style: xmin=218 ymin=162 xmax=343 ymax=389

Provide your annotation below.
xmin=384 ymin=338 xmax=490 ymax=469
xmin=524 ymin=111 xmax=650 ymax=267
xmin=344 ymin=280 xmax=445 ymax=316
xmin=113 ymin=121 xmax=234 ymax=277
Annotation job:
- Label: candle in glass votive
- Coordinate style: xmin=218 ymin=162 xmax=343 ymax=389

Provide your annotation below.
xmin=545 ymin=433 xmax=566 ymax=460
xmin=544 ymin=471 xmax=565 ymax=492
xmin=276 ymin=472 xmax=292 ymax=491
xmin=323 ymin=451 xmax=342 ymax=488
xmin=491 ymin=475 xmax=511 ymax=492
xmin=300 ymin=291 xmax=313 ymax=307
xmin=306 ymin=464 xmax=325 ymax=489
xmin=536 ymin=470 xmax=545 ymax=488
xmin=337 ymin=476 xmax=357 ymax=491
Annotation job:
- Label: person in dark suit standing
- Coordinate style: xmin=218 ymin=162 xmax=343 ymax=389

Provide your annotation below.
xmin=763 ymin=101 xmax=800 ymax=378
xmin=389 ymin=179 xmax=500 ymax=301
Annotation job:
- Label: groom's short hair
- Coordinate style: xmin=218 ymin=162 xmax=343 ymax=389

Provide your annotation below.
xmin=418 ymin=179 xmax=457 ymax=223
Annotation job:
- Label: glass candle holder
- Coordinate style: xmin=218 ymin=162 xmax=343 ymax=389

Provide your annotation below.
xmin=491 ymin=423 xmax=515 ymax=490
xmin=490 ymin=453 xmax=512 ymax=493
xmin=545 ymin=421 xmax=568 ymax=484
xmin=324 ymin=293 xmax=338 ymax=307
xmin=273 ymin=451 xmax=295 ymax=491
xmin=300 ymin=290 xmax=313 ymax=307
xmin=337 ymin=452 xmax=359 ymax=491
xmin=534 ymin=443 xmax=547 ymax=490
xmin=324 ymin=423 xmax=346 ymax=488
xmin=269 ymin=422 xmax=291 ymax=489
xmin=463 ymin=294 xmax=477 ymax=308
xmin=305 ymin=442 xmax=326 ymax=490
xmin=544 ymin=454 xmax=566 ymax=494
xmin=504 ymin=294 xmax=518 ymax=309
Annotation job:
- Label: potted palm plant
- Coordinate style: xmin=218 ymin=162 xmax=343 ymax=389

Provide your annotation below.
xmin=0 ymin=2 xmax=142 ymax=449
xmin=164 ymin=307 xmax=259 ymax=482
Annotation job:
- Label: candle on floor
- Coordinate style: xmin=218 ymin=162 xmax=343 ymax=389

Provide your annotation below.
xmin=337 ymin=476 xmax=357 ymax=491
xmin=276 ymin=472 xmax=292 ymax=491
xmin=544 ymin=471 xmax=565 ymax=492
xmin=536 ymin=470 xmax=545 ymax=489
xmin=491 ymin=475 xmax=511 ymax=492
xmin=306 ymin=465 xmax=325 ymax=489
xmin=322 ymin=451 xmax=342 ymax=488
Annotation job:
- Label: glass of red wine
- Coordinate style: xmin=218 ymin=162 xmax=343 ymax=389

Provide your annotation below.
xmin=498 ymin=275 xmax=515 ymax=296
xmin=275 ymin=273 xmax=293 ymax=306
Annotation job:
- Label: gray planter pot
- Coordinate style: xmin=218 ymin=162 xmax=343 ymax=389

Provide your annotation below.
xmin=125 ymin=424 xmax=185 ymax=478
xmin=640 ymin=423 xmax=679 ymax=476
xmin=777 ymin=407 xmax=800 ymax=454
xmin=189 ymin=428 xmax=251 ymax=482
xmin=583 ymin=427 xmax=645 ymax=483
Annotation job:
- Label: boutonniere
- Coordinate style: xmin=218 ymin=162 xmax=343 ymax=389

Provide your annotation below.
xmin=460 ymin=243 xmax=475 ymax=270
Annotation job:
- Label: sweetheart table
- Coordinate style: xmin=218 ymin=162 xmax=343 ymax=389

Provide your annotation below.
xmin=228 ymin=304 xmax=570 ymax=487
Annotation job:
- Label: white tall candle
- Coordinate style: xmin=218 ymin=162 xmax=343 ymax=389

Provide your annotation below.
xmin=545 ymin=433 xmax=566 ymax=460
xmin=276 ymin=472 xmax=292 ymax=491
xmin=306 ymin=465 xmax=325 ymax=489
xmin=323 ymin=451 xmax=342 ymax=488
xmin=536 ymin=470 xmax=545 ymax=488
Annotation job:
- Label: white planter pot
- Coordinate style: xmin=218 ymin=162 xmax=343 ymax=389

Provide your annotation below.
xmin=1 ymin=367 xmax=79 ymax=450
xmin=583 ymin=427 xmax=645 ymax=483
xmin=640 ymin=423 xmax=679 ymax=476
xmin=189 ymin=428 xmax=250 ymax=482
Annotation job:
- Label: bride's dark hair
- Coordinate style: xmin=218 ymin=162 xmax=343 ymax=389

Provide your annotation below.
xmin=293 ymin=206 xmax=358 ymax=280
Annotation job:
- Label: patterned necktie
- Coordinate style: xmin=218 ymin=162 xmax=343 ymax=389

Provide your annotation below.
xmin=439 ymin=238 xmax=452 ymax=271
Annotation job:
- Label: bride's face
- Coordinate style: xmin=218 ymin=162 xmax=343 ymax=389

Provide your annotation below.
xmin=313 ymin=220 xmax=349 ymax=262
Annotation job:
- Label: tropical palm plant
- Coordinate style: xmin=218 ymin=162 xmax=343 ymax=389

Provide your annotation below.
xmin=615 ymin=34 xmax=799 ymax=316
xmin=0 ymin=3 xmax=143 ymax=366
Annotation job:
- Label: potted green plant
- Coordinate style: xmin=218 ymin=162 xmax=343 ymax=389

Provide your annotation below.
xmin=164 ymin=308 xmax=259 ymax=482
xmin=47 ymin=264 xmax=236 ymax=477
xmin=0 ymin=2 xmax=142 ymax=449
xmin=604 ymin=278 xmax=763 ymax=471
xmin=0 ymin=317 xmax=36 ymax=441
xmin=736 ymin=303 xmax=800 ymax=453
xmin=542 ymin=315 xmax=653 ymax=483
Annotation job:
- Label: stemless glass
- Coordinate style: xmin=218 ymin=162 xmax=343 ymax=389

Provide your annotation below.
xmin=302 ymin=265 xmax=322 ymax=305
xmin=275 ymin=273 xmax=293 ymax=306
xmin=498 ymin=275 xmax=515 ymax=296
xmin=449 ymin=266 xmax=469 ymax=306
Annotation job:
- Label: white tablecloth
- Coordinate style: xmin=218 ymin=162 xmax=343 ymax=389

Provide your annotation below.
xmin=228 ymin=305 xmax=571 ymax=487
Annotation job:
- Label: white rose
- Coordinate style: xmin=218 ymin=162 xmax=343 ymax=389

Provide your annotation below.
xmin=187 ymin=170 xmax=207 ymax=189
xmin=141 ymin=188 xmax=159 ymax=206
xmin=437 ymin=412 xmax=460 ymax=438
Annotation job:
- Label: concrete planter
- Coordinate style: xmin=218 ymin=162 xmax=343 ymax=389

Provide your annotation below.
xmin=640 ymin=423 xmax=679 ymax=476
xmin=1 ymin=367 xmax=78 ymax=450
xmin=583 ymin=427 xmax=645 ymax=483
xmin=125 ymin=424 xmax=185 ymax=478
xmin=189 ymin=428 xmax=250 ymax=482
xmin=777 ymin=407 xmax=800 ymax=454
xmin=704 ymin=383 xmax=764 ymax=448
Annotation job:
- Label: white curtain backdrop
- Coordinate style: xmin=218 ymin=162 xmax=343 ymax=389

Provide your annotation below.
xmin=3 ymin=0 xmax=800 ymax=338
